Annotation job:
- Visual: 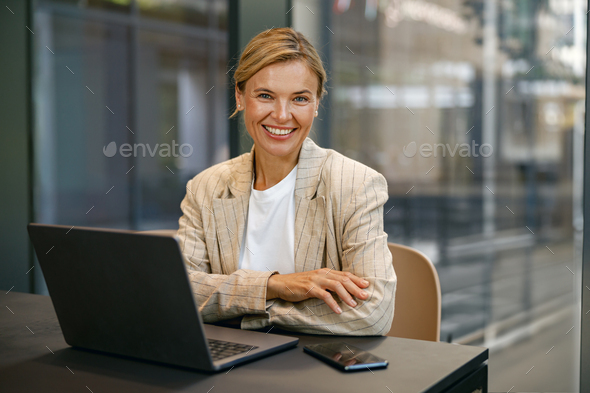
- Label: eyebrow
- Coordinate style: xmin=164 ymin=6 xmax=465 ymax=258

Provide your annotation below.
xmin=253 ymin=88 xmax=313 ymax=95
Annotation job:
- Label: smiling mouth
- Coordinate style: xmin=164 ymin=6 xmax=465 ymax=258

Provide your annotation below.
xmin=263 ymin=125 xmax=297 ymax=136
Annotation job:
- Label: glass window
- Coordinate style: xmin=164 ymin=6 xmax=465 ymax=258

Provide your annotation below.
xmin=32 ymin=1 xmax=229 ymax=230
xmin=40 ymin=0 xmax=133 ymax=13
xmin=135 ymin=28 xmax=228 ymax=229
xmin=138 ymin=0 xmax=209 ymax=27
xmin=294 ymin=0 xmax=584 ymax=390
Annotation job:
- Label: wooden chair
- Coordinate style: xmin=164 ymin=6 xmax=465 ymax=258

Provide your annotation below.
xmin=386 ymin=243 xmax=441 ymax=342
xmin=140 ymin=229 xmax=178 ymax=237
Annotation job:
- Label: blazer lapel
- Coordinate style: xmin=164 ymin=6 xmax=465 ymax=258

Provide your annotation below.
xmin=293 ymin=138 xmax=329 ymax=272
xmin=293 ymin=195 xmax=327 ymax=272
xmin=212 ymin=195 xmax=248 ymax=274
xmin=212 ymin=148 xmax=254 ymax=275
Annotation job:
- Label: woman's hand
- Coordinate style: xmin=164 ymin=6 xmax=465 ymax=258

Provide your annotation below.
xmin=266 ymin=268 xmax=371 ymax=314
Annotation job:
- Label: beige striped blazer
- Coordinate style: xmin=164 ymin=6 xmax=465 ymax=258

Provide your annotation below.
xmin=177 ymin=137 xmax=396 ymax=335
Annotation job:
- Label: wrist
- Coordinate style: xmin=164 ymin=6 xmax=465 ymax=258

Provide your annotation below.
xmin=266 ymin=272 xmax=280 ymax=300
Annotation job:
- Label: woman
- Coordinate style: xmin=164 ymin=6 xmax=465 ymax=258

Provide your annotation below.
xmin=178 ymin=27 xmax=396 ymax=335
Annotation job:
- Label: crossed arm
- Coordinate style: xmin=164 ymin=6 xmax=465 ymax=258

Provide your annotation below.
xmin=178 ymin=173 xmax=396 ymax=335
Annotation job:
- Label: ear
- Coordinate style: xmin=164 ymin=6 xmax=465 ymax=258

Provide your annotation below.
xmin=235 ymin=86 xmax=243 ymax=110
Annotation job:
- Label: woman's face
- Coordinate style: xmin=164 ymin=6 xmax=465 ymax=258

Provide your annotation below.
xmin=235 ymin=60 xmax=319 ymax=160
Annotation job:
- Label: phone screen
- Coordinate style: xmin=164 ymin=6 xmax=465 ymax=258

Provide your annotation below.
xmin=303 ymin=342 xmax=388 ymax=371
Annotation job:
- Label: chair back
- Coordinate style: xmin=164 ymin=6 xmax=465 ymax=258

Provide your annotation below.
xmin=141 ymin=229 xmax=178 ymax=237
xmin=386 ymin=243 xmax=441 ymax=342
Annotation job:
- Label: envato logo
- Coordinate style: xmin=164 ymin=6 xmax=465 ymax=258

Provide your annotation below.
xmin=103 ymin=141 xmax=193 ymax=158
xmin=402 ymin=141 xmax=493 ymax=158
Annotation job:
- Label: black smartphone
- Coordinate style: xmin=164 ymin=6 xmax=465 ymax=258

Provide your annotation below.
xmin=303 ymin=342 xmax=388 ymax=372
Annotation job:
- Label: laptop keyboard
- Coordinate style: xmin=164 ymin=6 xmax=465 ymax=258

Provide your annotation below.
xmin=207 ymin=338 xmax=258 ymax=361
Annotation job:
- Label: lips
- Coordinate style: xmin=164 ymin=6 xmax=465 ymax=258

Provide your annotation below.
xmin=262 ymin=125 xmax=296 ymax=135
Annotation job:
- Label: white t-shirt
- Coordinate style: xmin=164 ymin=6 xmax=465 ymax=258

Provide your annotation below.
xmin=238 ymin=165 xmax=297 ymax=274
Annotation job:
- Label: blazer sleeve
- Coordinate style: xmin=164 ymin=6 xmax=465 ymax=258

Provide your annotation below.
xmin=177 ymin=177 xmax=277 ymax=323
xmin=241 ymin=173 xmax=396 ymax=335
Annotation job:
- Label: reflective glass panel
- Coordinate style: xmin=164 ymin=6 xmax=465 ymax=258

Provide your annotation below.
xmin=33 ymin=0 xmax=229 ymax=288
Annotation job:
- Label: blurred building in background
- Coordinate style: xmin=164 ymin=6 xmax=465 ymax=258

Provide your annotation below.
xmin=24 ymin=0 xmax=586 ymax=391
xmin=33 ymin=0 xmax=230 ymax=232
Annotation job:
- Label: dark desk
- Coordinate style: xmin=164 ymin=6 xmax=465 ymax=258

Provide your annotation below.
xmin=1 ymin=293 xmax=487 ymax=392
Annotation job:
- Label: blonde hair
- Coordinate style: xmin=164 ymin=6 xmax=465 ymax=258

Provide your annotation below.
xmin=230 ymin=27 xmax=327 ymax=118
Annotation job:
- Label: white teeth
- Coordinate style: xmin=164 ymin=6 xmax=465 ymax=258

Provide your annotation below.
xmin=264 ymin=125 xmax=295 ymax=135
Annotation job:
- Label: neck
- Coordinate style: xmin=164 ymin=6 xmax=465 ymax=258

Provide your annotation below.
xmin=253 ymin=146 xmax=299 ymax=191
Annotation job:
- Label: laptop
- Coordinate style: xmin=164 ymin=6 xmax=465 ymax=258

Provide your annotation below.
xmin=27 ymin=223 xmax=298 ymax=372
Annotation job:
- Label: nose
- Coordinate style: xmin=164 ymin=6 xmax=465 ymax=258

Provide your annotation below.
xmin=271 ymin=99 xmax=292 ymax=123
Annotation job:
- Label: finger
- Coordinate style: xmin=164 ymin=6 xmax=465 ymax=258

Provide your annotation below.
xmin=338 ymin=277 xmax=369 ymax=301
xmin=326 ymin=272 xmax=369 ymax=302
xmin=325 ymin=279 xmax=358 ymax=308
xmin=315 ymin=289 xmax=342 ymax=314
xmin=327 ymin=270 xmax=370 ymax=289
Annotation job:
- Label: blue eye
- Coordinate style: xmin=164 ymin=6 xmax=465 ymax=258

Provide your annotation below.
xmin=258 ymin=93 xmax=271 ymax=99
xmin=295 ymin=96 xmax=309 ymax=102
